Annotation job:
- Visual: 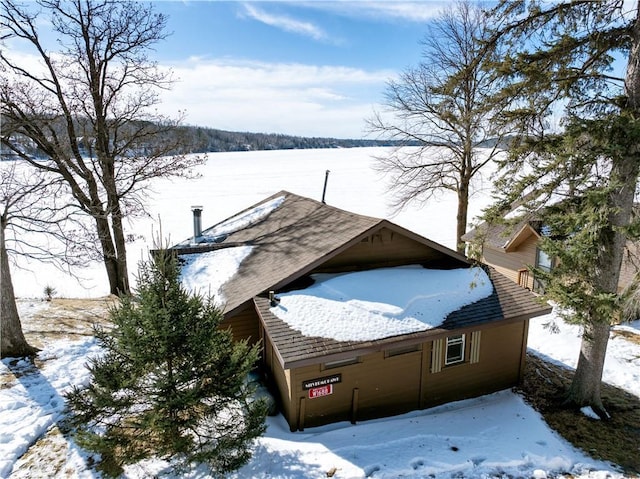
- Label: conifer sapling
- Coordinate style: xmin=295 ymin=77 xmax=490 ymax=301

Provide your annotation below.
xmin=65 ymin=251 xmax=267 ymax=476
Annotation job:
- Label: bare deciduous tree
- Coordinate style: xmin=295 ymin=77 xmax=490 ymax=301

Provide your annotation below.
xmin=1 ymin=161 xmax=85 ymax=358
xmin=0 ymin=207 xmax=35 ymax=358
xmin=0 ymin=0 xmax=205 ymax=296
xmin=367 ymin=0 xmax=509 ymax=252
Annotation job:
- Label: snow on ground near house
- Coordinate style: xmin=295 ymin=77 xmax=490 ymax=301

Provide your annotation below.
xmin=529 ymin=313 xmax=640 ymax=397
xmin=0 ymin=334 xmax=103 ymax=478
xmin=1 ymin=300 xmax=626 ymax=478
xmin=179 ymin=245 xmax=254 ymax=305
xmin=232 ymin=391 xmax=612 ymax=479
xmin=127 ymin=390 xmax=617 ymax=479
xmin=270 ymin=266 xmax=493 ymax=342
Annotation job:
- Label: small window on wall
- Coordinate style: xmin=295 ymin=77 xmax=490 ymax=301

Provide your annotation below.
xmin=445 ymin=334 xmax=465 ymax=365
xmin=536 ymin=248 xmax=553 ymax=272
xmin=534 ymin=248 xmax=553 ymax=293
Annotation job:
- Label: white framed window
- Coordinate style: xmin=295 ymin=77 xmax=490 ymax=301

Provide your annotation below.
xmin=445 ymin=334 xmax=465 ymax=365
xmin=536 ymin=248 xmax=553 ymax=272
xmin=534 ymin=248 xmax=553 ymax=293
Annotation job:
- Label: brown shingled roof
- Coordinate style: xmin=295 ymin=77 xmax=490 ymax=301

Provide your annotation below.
xmin=175 ymin=191 xmax=551 ymax=369
xmin=220 ymin=191 xmax=384 ymax=313
xmin=175 ymin=191 xmax=463 ymax=315
xmin=254 ymin=268 xmax=551 ymax=369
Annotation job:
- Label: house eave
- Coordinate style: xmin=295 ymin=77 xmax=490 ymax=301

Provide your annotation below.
xmin=254 ymin=292 xmax=552 ymax=371
xmin=503 ymin=223 xmax=540 ymax=252
xmin=274 ymin=313 xmax=547 ymax=370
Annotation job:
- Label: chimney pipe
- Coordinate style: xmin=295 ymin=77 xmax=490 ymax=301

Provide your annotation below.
xmin=191 ymin=205 xmax=203 ymax=243
xmin=321 ymin=169 xmax=330 ymax=204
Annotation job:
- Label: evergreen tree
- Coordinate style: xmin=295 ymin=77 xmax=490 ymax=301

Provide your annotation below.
xmin=484 ymin=1 xmax=640 ymax=417
xmin=65 ymin=252 xmax=267 ymax=477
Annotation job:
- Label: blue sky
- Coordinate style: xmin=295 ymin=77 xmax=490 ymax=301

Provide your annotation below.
xmin=148 ymin=1 xmax=450 ymax=138
xmin=157 ymin=2 xmax=437 ymax=70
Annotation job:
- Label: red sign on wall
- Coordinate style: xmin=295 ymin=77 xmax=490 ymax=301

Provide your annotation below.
xmin=308 ymin=384 xmax=333 ymax=399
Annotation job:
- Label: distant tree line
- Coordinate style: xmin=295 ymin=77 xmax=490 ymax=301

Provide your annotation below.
xmin=0 ymin=122 xmax=412 ymax=162
xmin=173 ymin=125 xmax=411 ymax=153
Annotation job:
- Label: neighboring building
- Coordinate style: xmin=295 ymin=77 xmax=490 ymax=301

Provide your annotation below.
xmin=173 ymin=191 xmax=551 ymax=431
xmin=462 ymin=210 xmax=639 ymax=293
xmin=461 ymin=213 xmax=550 ymax=292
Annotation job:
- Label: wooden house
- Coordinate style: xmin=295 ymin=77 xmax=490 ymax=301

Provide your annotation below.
xmin=173 ymin=191 xmax=551 ymax=431
xmin=462 ymin=211 xmax=639 ymax=293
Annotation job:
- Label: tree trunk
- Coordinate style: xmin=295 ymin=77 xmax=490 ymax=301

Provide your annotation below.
xmin=565 ymin=151 xmax=639 ymax=416
xmin=0 ymin=222 xmax=38 ymax=358
xmin=108 ymin=189 xmax=130 ymax=297
xmin=456 ymin=181 xmax=470 ymax=254
xmin=94 ymin=214 xmax=129 ymax=296
xmin=112 ymin=213 xmax=130 ymax=296
xmin=566 ymin=319 xmax=610 ymax=418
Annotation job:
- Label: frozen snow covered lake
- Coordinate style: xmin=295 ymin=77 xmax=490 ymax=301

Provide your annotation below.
xmin=8 ymin=147 xmax=495 ymax=299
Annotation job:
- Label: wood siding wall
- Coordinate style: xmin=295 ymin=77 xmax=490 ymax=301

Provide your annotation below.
xmin=219 ymin=301 xmax=260 ymax=344
xmin=423 ymin=322 xmax=525 ymax=408
xmin=263 ymin=332 xmax=293 ymax=423
xmin=482 ymin=237 xmax=538 ymax=290
xmin=281 ymin=321 xmax=528 ymax=431
xmin=315 ymin=227 xmax=457 ymax=273
xmin=483 ymin=236 xmax=640 ymax=292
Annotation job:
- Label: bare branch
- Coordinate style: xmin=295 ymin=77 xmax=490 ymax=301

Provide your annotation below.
xmin=367 ymin=0 xmax=511 ymax=251
xmin=1 ymin=0 xmax=202 ymax=295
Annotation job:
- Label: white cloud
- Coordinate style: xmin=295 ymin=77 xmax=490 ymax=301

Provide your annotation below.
xmin=363 ymin=2 xmax=445 ymax=22
xmin=299 ymin=1 xmax=446 ymax=23
xmin=2 ymin=47 xmax=395 ymax=138
xmin=241 ymin=3 xmax=332 ymax=42
xmin=159 ymin=58 xmax=396 ymax=138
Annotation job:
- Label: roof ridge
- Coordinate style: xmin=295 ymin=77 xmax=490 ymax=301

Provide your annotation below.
xmin=279 ymin=189 xmax=383 ymax=222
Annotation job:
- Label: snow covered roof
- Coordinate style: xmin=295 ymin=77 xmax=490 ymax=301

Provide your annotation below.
xmin=176 ymin=191 xmax=466 ymax=314
xmin=176 ymin=195 xmax=286 ymax=247
xmin=175 ymin=191 xmax=551 ymax=367
xmin=270 ymin=266 xmax=494 ymax=342
xmin=256 ymin=266 xmax=550 ymax=368
xmin=180 ymin=246 xmax=254 ymax=304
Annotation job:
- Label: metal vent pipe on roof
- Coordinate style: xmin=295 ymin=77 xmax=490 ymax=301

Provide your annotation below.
xmin=321 ymin=169 xmax=330 ymax=204
xmin=191 ymin=205 xmax=203 ymax=242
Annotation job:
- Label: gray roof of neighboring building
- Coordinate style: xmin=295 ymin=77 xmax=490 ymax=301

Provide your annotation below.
xmin=462 ymin=213 xmax=540 ymax=251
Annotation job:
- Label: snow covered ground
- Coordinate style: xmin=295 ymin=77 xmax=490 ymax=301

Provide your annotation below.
xmin=1 ymin=147 xmax=638 ymax=478
xmin=2 ymin=304 xmax=635 ymax=479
